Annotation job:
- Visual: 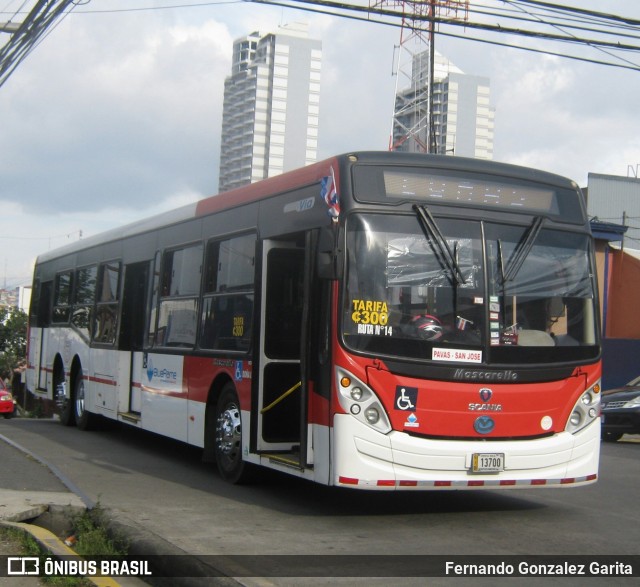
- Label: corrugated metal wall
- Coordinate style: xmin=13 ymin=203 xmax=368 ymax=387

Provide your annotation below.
xmin=588 ymin=174 xmax=640 ymax=248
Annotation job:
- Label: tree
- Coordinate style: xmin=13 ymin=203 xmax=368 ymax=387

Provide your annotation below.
xmin=0 ymin=306 xmax=28 ymax=378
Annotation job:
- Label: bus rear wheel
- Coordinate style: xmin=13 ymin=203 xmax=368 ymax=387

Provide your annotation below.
xmin=214 ymin=384 xmax=251 ymax=484
xmin=57 ymin=371 xmax=74 ymax=427
xmin=73 ymin=371 xmax=96 ymax=431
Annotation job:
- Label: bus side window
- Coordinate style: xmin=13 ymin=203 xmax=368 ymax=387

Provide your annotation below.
xmin=31 ymin=280 xmax=53 ymax=328
xmin=148 ymin=252 xmax=162 ymax=347
xmin=93 ymin=262 xmax=121 ymax=345
xmin=53 ymin=271 xmax=73 ymax=323
xmin=200 ymin=234 xmax=255 ymax=352
xmin=72 ymin=265 xmax=98 ymax=340
xmin=155 ymin=244 xmax=203 ymax=348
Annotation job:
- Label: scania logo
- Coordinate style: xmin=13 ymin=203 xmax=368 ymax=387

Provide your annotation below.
xmin=469 ymin=403 xmax=502 ymax=411
xmin=479 ymin=388 xmax=493 ymax=402
xmin=474 ymin=416 xmax=495 ymax=435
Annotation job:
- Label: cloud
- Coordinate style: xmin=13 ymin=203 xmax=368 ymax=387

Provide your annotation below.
xmin=2 ymin=1 xmax=640 ymax=288
xmin=0 ymin=12 xmax=233 ymax=215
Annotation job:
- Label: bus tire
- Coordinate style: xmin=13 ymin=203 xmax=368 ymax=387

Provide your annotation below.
xmin=214 ymin=383 xmax=252 ymax=484
xmin=73 ymin=370 xmax=95 ymax=431
xmin=57 ymin=370 xmax=74 ymax=427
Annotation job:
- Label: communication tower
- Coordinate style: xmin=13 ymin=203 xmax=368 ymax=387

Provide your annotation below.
xmin=370 ymin=0 xmax=468 ymax=152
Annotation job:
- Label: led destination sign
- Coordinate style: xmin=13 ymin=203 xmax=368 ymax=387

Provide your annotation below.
xmin=383 ymin=171 xmax=559 ymax=214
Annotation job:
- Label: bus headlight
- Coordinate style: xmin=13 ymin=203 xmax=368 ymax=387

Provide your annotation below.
xmin=364 ymin=407 xmax=380 ymax=424
xmin=336 ymin=368 xmax=391 ymax=434
xmin=565 ymin=380 xmax=601 ymax=435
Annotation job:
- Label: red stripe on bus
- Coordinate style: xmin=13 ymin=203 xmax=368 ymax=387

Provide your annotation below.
xmin=87 ymin=376 xmax=117 ymax=386
xmin=196 ymin=158 xmax=338 ymax=217
xmin=376 ymin=480 xmax=396 ymax=487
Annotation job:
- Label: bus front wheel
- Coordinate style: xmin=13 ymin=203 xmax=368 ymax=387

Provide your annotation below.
xmin=214 ymin=383 xmax=252 ymax=484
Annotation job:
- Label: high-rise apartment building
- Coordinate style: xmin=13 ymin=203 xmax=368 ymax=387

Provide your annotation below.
xmin=218 ymin=24 xmax=322 ymax=193
xmin=393 ymin=50 xmax=494 ymax=159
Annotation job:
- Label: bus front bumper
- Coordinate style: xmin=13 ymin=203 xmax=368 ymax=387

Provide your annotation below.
xmin=332 ymin=414 xmax=600 ymax=490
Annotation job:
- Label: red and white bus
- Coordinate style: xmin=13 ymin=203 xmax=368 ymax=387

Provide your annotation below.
xmin=26 ymin=151 xmax=601 ymax=489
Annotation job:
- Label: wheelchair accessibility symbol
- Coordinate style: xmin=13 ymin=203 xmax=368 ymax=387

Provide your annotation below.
xmin=395 ymin=386 xmax=418 ymax=411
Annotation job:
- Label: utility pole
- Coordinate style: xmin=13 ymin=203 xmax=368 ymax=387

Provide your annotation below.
xmin=369 ymin=0 xmax=469 ymax=153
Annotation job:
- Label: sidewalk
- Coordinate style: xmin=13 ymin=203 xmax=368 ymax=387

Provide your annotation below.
xmin=0 ymin=430 xmax=85 ymax=585
xmin=0 ymin=431 xmax=147 ymax=587
xmin=0 ymin=430 xmax=87 ymax=521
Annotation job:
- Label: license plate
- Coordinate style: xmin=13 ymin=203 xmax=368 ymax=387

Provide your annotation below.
xmin=472 ymin=452 xmax=505 ymax=473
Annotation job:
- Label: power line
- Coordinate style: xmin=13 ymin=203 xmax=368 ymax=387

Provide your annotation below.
xmin=0 ymin=0 xmax=79 ymax=88
xmin=240 ymin=0 xmax=640 ymax=71
xmin=0 ymin=229 xmax=82 ymax=241
xmin=3 ymin=0 xmax=640 ymax=87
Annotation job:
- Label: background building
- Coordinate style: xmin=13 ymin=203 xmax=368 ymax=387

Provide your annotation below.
xmin=587 ymin=174 xmax=640 ymax=388
xmin=218 ymin=24 xmax=322 ymax=193
xmin=393 ymin=50 xmax=494 ymax=159
xmin=587 ymin=173 xmax=640 ymax=247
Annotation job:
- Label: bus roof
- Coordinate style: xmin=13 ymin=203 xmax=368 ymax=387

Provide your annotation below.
xmin=35 ymin=151 xmax=579 ymax=265
xmin=36 ymin=155 xmax=340 ymax=265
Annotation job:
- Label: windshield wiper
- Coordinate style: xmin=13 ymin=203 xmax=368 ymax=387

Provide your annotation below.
xmin=502 ymin=216 xmax=544 ymax=283
xmin=497 ymin=239 xmax=506 ymax=285
xmin=413 ymin=204 xmax=465 ymax=285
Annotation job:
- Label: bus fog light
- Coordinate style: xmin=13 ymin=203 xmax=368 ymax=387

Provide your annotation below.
xmin=350 ymin=404 xmax=361 ymax=415
xmin=570 ymin=411 xmax=582 ymax=427
xmin=582 ymin=393 xmax=593 ymax=405
xmin=588 ymin=408 xmax=596 ymax=418
xmin=364 ymin=407 xmax=380 ymax=424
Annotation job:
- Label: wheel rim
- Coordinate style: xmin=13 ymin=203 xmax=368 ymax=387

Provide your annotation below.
xmin=75 ymin=379 xmax=85 ymax=418
xmin=216 ymin=401 xmax=241 ymax=469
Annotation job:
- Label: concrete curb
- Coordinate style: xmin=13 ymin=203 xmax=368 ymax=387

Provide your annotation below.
xmin=0 ymin=430 xmax=245 ymax=586
xmin=0 ymin=519 xmax=140 ymax=587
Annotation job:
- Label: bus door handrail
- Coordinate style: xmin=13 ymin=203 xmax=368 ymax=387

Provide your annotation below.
xmin=260 ymin=381 xmax=302 ymax=414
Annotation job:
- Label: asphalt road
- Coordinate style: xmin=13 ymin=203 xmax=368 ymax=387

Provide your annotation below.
xmin=1 ymin=418 xmax=638 ymax=585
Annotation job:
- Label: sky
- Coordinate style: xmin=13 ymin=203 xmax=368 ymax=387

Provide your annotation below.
xmin=1 ymin=0 xmax=640 ymax=288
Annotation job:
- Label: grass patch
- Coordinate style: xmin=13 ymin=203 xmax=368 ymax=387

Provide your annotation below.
xmin=70 ymin=503 xmax=128 ymax=557
xmin=0 ymin=526 xmax=92 ymax=586
xmin=0 ymin=503 xmax=129 ymax=586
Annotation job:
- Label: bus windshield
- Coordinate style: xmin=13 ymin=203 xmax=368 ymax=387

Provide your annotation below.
xmin=343 ymin=212 xmax=598 ymax=365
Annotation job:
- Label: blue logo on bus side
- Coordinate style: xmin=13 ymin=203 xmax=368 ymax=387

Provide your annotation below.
xmin=235 ymin=361 xmax=243 ymax=381
xmin=474 ymin=416 xmax=495 ymax=435
xmin=147 ymin=358 xmax=154 ymax=382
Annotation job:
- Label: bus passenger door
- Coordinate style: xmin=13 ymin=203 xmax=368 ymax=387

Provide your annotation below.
xmin=35 ymin=281 xmax=53 ymax=391
xmin=119 ymin=261 xmax=150 ymax=415
xmin=256 ymin=240 xmax=306 ymax=464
